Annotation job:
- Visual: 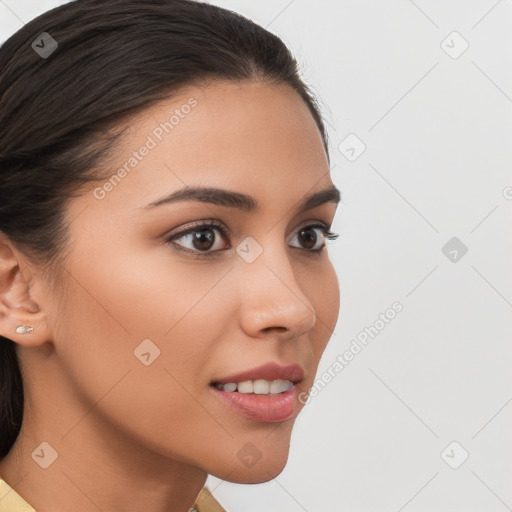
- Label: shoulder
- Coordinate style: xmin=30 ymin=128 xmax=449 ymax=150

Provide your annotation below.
xmin=0 ymin=478 xmax=37 ymax=511
xmin=194 ymin=486 xmax=228 ymax=512
xmin=0 ymin=478 xmax=227 ymax=512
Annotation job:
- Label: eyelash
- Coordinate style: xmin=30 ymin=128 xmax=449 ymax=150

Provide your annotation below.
xmin=164 ymin=219 xmax=339 ymax=257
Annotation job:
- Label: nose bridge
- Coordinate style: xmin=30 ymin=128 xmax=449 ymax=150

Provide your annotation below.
xmin=235 ymin=234 xmax=317 ymax=337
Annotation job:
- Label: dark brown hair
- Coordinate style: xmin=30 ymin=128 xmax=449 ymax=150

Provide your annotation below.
xmin=0 ymin=0 xmax=330 ymax=459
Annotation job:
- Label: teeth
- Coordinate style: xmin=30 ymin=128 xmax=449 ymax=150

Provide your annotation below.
xmin=253 ymin=379 xmax=270 ymax=394
xmin=214 ymin=379 xmax=293 ymax=394
xmin=237 ymin=381 xmax=253 ymax=393
xmin=270 ymin=379 xmax=293 ymax=394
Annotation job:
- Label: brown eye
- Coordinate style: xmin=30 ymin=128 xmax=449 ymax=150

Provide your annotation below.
xmin=297 ymin=227 xmax=317 ymax=250
xmin=289 ymin=224 xmax=339 ymax=252
xmin=165 ymin=220 xmax=231 ymax=255
xmin=165 ymin=221 xmax=338 ymax=257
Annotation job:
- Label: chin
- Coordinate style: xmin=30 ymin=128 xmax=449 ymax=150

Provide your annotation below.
xmin=221 ymin=455 xmax=289 ymax=484
xmin=208 ymin=438 xmax=292 ymax=484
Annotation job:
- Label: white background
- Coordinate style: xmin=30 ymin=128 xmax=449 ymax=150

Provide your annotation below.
xmin=1 ymin=1 xmax=511 ymax=511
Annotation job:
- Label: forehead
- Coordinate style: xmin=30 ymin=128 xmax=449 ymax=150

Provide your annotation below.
xmin=74 ymin=80 xmax=332 ymax=219
xmin=126 ymin=79 xmax=326 ymax=162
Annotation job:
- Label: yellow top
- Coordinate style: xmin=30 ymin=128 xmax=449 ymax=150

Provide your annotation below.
xmin=0 ymin=478 xmax=226 ymax=512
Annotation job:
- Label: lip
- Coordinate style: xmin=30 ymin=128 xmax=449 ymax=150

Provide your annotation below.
xmin=209 ymin=384 xmax=298 ymax=422
xmin=210 ymin=362 xmax=304 ymax=386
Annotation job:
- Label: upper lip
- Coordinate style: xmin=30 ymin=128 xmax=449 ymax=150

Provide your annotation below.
xmin=211 ymin=362 xmax=304 ymax=385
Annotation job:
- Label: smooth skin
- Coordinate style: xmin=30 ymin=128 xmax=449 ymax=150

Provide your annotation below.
xmin=0 ymin=80 xmax=340 ymax=512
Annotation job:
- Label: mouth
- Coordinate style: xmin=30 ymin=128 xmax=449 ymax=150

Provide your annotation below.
xmin=210 ymin=362 xmax=304 ymax=390
xmin=211 ymin=379 xmax=294 ymax=394
xmin=208 ymin=362 xmax=304 ymax=422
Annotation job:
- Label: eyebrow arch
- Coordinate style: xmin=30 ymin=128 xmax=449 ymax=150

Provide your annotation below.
xmin=142 ymin=184 xmax=341 ymax=214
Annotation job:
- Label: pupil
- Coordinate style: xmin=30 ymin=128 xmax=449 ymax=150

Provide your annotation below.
xmin=193 ymin=229 xmax=215 ymax=251
xmin=299 ymin=228 xmax=316 ymax=249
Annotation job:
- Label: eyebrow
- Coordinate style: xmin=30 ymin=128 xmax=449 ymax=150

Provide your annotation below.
xmin=142 ymin=184 xmax=341 ymax=214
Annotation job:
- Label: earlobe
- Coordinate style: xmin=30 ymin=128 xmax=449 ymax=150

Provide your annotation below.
xmin=0 ymin=237 xmax=51 ymax=347
xmin=15 ymin=325 xmax=35 ymax=334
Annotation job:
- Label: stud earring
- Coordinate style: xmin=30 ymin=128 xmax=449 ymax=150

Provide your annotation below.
xmin=16 ymin=325 xmax=34 ymax=334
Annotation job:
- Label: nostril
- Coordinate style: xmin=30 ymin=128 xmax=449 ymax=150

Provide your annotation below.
xmin=262 ymin=326 xmax=287 ymax=333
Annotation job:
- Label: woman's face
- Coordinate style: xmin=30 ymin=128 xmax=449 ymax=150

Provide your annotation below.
xmin=40 ymin=80 xmax=340 ymax=483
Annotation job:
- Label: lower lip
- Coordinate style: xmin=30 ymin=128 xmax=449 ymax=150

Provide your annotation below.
xmin=209 ymin=385 xmax=298 ymax=422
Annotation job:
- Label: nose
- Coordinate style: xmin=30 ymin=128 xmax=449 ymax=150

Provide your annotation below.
xmin=236 ymin=239 xmax=317 ymax=340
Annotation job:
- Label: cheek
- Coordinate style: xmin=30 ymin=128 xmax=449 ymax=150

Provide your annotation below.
xmin=324 ymin=260 xmax=341 ymax=332
xmin=303 ymin=259 xmax=340 ymax=357
xmin=60 ymin=244 xmax=234 ymax=383
xmin=54 ymin=250 xmax=235 ymax=457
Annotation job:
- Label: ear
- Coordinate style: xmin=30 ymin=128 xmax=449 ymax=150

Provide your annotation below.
xmin=0 ymin=234 xmax=51 ymax=347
